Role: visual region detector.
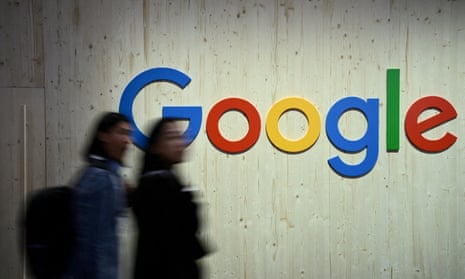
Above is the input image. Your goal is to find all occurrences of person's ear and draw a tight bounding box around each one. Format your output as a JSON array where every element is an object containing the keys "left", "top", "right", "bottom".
[
  {"left": 97, "top": 131, "right": 110, "bottom": 143},
  {"left": 149, "top": 143, "right": 160, "bottom": 154}
]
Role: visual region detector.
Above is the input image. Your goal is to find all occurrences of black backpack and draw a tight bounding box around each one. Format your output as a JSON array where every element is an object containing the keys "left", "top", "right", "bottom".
[
  {"left": 23, "top": 186, "right": 75, "bottom": 279},
  {"left": 22, "top": 159, "right": 113, "bottom": 278}
]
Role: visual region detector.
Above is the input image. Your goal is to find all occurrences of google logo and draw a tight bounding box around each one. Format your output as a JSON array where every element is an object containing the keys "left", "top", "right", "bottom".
[{"left": 119, "top": 67, "right": 457, "bottom": 177}]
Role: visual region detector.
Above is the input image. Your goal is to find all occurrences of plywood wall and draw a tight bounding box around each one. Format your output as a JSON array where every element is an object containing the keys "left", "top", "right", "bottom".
[
  {"left": 0, "top": 0, "right": 46, "bottom": 278},
  {"left": 2, "top": 0, "right": 465, "bottom": 278},
  {"left": 0, "top": 89, "right": 46, "bottom": 279},
  {"left": 0, "top": 0, "right": 43, "bottom": 88}
]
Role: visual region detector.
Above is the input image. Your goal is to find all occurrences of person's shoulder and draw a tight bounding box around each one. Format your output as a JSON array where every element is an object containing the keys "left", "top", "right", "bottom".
[
  {"left": 84, "top": 164, "right": 113, "bottom": 179},
  {"left": 137, "top": 170, "right": 181, "bottom": 193},
  {"left": 139, "top": 170, "right": 173, "bottom": 184},
  {"left": 133, "top": 171, "right": 171, "bottom": 203},
  {"left": 74, "top": 166, "right": 112, "bottom": 192}
]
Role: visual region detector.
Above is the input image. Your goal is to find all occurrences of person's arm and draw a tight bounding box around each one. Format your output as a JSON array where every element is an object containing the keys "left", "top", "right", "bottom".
[{"left": 75, "top": 169, "right": 116, "bottom": 279}]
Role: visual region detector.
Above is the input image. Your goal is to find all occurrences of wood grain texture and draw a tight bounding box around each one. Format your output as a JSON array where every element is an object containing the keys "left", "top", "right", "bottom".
[
  {"left": 1, "top": 0, "right": 464, "bottom": 278},
  {"left": 0, "top": 0, "right": 44, "bottom": 87},
  {"left": 0, "top": 88, "right": 45, "bottom": 279}
]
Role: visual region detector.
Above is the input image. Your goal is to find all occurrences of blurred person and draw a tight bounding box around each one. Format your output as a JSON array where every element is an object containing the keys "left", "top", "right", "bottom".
[
  {"left": 132, "top": 118, "right": 207, "bottom": 279},
  {"left": 66, "top": 112, "right": 132, "bottom": 279}
]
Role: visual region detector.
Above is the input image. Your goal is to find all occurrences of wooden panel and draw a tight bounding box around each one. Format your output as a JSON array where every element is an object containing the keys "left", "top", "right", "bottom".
[
  {"left": 0, "top": 0, "right": 44, "bottom": 87},
  {"left": 40, "top": 0, "right": 465, "bottom": 278},
  {"left": 0, "top": 88, "right": 45, "bottom": 278}
]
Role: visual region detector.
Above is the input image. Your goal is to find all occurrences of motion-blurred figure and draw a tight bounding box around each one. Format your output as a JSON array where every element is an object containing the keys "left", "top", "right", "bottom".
[
  {"left": 67, "top": 112, "right": 131, "bottom": 279},
  {"left": 132, "top": 118, "right": 207, "bottom": 279}
]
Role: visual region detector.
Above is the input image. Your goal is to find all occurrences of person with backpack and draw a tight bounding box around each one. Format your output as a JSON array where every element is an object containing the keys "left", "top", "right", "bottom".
[
  {"left": 66, "top": 112, "right": 132, "bottom": 279},
  {"left": 132, "top": 118, "right": 207, "bottom": 279}
]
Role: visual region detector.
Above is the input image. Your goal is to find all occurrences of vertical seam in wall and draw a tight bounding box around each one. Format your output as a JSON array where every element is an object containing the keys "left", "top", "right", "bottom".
[
  {"left": 38, "top": 0, "right": 48, "bottom": 186},
  {"left": 42, "top": 88, "right": 47, "bottom": 186}
]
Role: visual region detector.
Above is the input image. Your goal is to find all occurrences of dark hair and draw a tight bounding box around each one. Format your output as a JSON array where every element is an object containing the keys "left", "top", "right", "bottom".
[
  {"left": 141, "top": 118, "right": 178, "bottom": 173},
  {"left": 84, "top": 112, "right": 130, "bottom": 161}
]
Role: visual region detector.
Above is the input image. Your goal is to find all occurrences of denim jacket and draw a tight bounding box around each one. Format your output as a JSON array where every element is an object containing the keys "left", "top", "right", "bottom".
[{"left": 67, "top": 156, "right": 126, "bottom": 279}]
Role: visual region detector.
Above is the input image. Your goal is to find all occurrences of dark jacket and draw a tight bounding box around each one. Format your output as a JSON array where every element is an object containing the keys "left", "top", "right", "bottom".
[{"left": 132, "top": 155, "right": 206, "bottom": 279}]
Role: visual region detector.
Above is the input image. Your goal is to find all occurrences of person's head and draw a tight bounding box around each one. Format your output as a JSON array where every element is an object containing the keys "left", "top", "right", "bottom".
[
  {"left": 144, "top": 118, "right": 185, "bottom": 166},
  {"left": 84, "top": 112, "right": 132, "bottom": 163}
]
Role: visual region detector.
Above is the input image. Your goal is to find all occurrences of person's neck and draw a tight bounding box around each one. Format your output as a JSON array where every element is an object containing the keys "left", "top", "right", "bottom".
[{"left": 89, "top": 154, "right": 122, "bottom": 173}]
